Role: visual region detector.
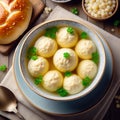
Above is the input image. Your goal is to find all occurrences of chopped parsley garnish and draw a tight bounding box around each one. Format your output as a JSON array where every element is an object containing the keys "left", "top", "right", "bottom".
[
  {"left": 80, "top": 32, "right": 88, "bottom": 39},
  {"left": 63, "top": 52, "right": 70, "bottom": 59},
  {"left": 44, "top": 27, "right": 58, "bottom": 39},
  {"left": 57, "top": 88, "right": 68, "bottom": 97},
  {"left": 27, "top": 47, "right": 37, "bottom": 59},
  {"left": 67, "top": 27, "right": 74, "bottom": 34},
  {"left": 113, "top": 20, "right": 120, "bottom": 27},
  {"left": 34, "top": 76, "right": 43, "bottom": 85},
  {"left": 71, "top": 8, "right": 79, "bottom": 15},
  {"left": 0, "top": 65, "right": 7, "bottom": 72},
  {"left": 92, "top": 51, "right": 99, "bottom": 64},
  {"left": 82, "top": 76, "right": 91, "bottom": 87},
  {"left": 31, "top": 55, "right": 38, "bottom": 60},
  {"left": 64, "top": 71, "right": 72, "bottom": 77}
]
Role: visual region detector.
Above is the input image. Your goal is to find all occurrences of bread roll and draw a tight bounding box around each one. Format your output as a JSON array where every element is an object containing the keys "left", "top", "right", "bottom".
[{"left": 0, "top": 0, "right": 32, "bottom": 44}]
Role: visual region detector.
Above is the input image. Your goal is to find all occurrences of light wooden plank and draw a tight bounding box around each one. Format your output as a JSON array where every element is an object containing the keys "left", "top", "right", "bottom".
[
  {"left": 8, "top": 50, "right": 15, "bottom": 68},
  {"left": 104, "top": 18, "right": 120, "bottom": 38},
  {"left": 46, "top": 0, "right": 57, "bottom": 9},
  {"left": 79, "top": 4, "right": 88, "bottom": 20},
  {"left": 117, "top": 28, "right": 120, "bottom": 38},
  {"left": 0, "top": 54, "right": 8, "bottom": 82},
  {"left": 88, "top": 17, "right": 104, "bottom": 28}
]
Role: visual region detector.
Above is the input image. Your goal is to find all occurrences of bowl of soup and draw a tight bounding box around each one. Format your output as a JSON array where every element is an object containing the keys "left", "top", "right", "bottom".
[{"left": 19, "top": 19, "right": 106, "bottom": 101}]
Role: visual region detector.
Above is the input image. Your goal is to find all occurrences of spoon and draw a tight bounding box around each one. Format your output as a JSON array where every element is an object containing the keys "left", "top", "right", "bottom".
[{"left": 0, "top": 86, "right": 25, "bottom": 120}]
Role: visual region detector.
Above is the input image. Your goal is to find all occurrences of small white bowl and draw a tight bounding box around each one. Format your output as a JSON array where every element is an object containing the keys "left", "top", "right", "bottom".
[
  {"left": 51, "top": 0, "right": 71, "bottom": 3},
  {"left": 19, "top": 19, "right": 106, "bottom": 101}
]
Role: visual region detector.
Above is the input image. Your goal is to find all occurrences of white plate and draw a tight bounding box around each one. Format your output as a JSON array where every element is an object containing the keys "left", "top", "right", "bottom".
[
  {"left": 13, "top": 31, "right": 113, "bottom": 115},
  {"left": 51, "top": 0, "right": 71, "bottom": 3}
]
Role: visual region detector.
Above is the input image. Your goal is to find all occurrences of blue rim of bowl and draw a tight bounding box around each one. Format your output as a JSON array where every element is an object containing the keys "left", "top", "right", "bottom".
[{"left": 18, "top": 19, "right": 106, "bottom": 101}]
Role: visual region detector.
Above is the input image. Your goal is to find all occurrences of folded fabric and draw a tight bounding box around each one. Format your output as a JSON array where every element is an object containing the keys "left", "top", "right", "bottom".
[{"left": 0, "top": 6, "right": 120, "bottom": 120}]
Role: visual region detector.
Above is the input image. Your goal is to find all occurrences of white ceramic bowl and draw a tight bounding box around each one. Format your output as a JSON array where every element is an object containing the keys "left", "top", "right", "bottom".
[
  {"left": 19, "top": 19, "right": 106, "bottom": 101},
  {"left": 51, "top": 0, "right": 71, "bottom": 3}
]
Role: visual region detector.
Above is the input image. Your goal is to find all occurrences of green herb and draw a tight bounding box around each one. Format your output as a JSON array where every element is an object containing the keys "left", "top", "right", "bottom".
[
  {"left": 34, "top": 76, "right": 43, "bottom": 85},
  {"left": 0, "top": 65, "right": 7, "bottom": 71},
  {"left": 80, "top": 32, "right": 88, "bottom": 39},
  {"left": 57, "top": 88, "right": 68, "bottom": 97},
  {"left": 44, "top": 27, "right": 58, "bottom": 39},
  {"left": 64, "top": 71, "right": 72, "bottom": 77},
  {"left": 63, "top": 52, "right": 70, "bottom": 59},
  {"left": 113, "top": 20, "right": 120, "bottom": 27},
  {"left": 67, "top": 27, "right": 74, "bottom": 34},
  {"left": 71, "top": 8, "right": 79, "bottom": 15},
  {"left": 27, "top": 47, "right": 37, "bottom": 59},
  {"left": 82, "top": 76, "right": 91, "bottom": 87},
  {"left": 31, "top": 55, "right": 38, "bottom": 60},
  {"left": 92, "top": 51, "right": 99, "bottom": 64}
]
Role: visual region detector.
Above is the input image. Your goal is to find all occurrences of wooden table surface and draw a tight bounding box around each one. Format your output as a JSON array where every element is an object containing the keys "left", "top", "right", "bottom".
[{"left": 0, "top": 0, "right": 120, "bottom": 120}]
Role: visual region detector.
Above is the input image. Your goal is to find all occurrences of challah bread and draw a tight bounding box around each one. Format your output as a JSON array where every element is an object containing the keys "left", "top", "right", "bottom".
[{"left": 0, "top": 0, "right": 32, "bottom": 44}]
